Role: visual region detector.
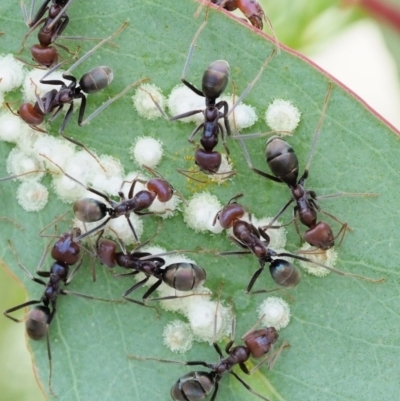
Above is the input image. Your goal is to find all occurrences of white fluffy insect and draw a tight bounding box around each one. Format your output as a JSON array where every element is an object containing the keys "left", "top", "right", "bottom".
[
  {"left": 163, "top": 320, "right": 194, "bottom": 353},
  {"left": 183, "top": 192, "right": 224, "bottom": 234},
  {"left": 298, "top": 244, "right": 338, "bottom": 277},
  {"left": 0, "top": 54, "right": 25, "bottom": 93},
  {"left": 132, "top": 83, "right": 166, "bottom": 120},
  {"left": 0, "top": 112, "right": 32, "bottom": 144},
  {"left": 16, "top": 181, "right": 49, "bottom": 212},
  {"left": 6, "top": 147, "right": 45, "bottom": 182},
  {"left": 130, "top": 136, "right": 164, "bottom": 168},
  {"left": 167, "top": 84, "right": 204, "bottom": 124},
  {"left": 220, "top": 94, "right": 258, "bottom": 130},
  {"left": 265, "top": 99, "right": 301, "bottom": 134},
  {"left": 257, "top": 297, "right": 291, "bottom": 330}
]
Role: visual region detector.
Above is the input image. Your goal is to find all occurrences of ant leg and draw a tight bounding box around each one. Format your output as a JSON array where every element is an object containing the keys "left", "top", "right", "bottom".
[
  {"left": 181, "top": 4, "right": 210, "bottom": 82},
  {"left": 79, "top": 78, "right": 150, "bottom": 127},
  {"left": 278, "top": 251, "right": 384, "bottom": 283},
  {"left": 230, "top": 371, "right": 272, "bottom": 401},
  {"left": 4, "top": 300, "right": 42, "bottom": 323},
  {"left": 65, "top": 21, "right": 129, "bottom": 74},
  {"left": 261, "top": 198, "right": 294, "bottom": 230},
  {"left": 246, "top": 266, "right": 265, "bottom": 294},
  {"left": 170, "top": 110, "right": 204, "bottom": 123},
  {"left": 228, "top": 49, "right": 276, "bottom": 118},
  {"left": 8, "top": 240, "right": 47, "bottom": 285},
  {"left": 0, "top": 216, "right": 24, "bottom": 230},
  {"left": 247, "top": 340, "right": 291, "bottom": 375},
  {"left": 65, "top": 258, "right": 84, "bottom": 284},
  {"left": 74, "top": 217, "right": 111, "bottom": 242},
  {"left": 237, "top": 138, "right": 282, "bottom": 183},
  {"left": 122, "top": 277, "right": 160, "bottom": 315},
  {"left": 61, "top": 289, "right": 123, "bottom": 303},
  {"left": 315, "top": 191, "right": 378, "bottom": 201},
  {"left": 127, "top": 354, "right": 212, "bottom": 369},
  {"left": 299, "top": 82, "right": 333, "bottom": 183}
]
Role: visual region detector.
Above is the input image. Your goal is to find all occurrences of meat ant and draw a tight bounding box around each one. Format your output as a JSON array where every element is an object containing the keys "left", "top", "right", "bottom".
[
  {"left": 9, "top": 22, "right": 148, "bottom": 167},
  {"left": 237, "top": 83, "right": 377, "bottom": 250},
  {"left": 96, "top": 230, "right": 206, "bottom": 313},
  {"left": 128, "top": 302, "right": 288, "bottom": 401},
  {"left": 19, "top": 0, "right": 76, "bottom": 68},
  {"left": 148, "top": 7, "right": 276, "bottom": 182},
  {"left": 43, "top": 155, "right": 184, "bottom": 242},
  {"left": 213, "top": 194, "right": 383, "bottom": 294},
  {"left": 3, "top": 219, "right": 117, "bottom": 394}
]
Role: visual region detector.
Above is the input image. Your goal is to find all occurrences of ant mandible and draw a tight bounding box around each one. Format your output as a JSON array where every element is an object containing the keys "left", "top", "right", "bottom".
[
  {"left": 128, "top": 304, "right": 288, "bottom": 401},
  {"left": 3, "top": 221, "right": 115, "bottom": 394},
  {"left": 19, "top": 0, "right": 75, "bottom": 68},
  {"left": 9, "top": 22, "right": 148, "bottom": 166},
  {"left": 237, "top": 82, "right": 376, "bottom": 250},
  {"left": 96, "top": 231, "right": 206, "bottom": 312},
  {"left": 150, "top": 6, "right": 275, "bottom": 180},
  {"left": 214, "top": 194, "right": 382, "bottom": 294}
]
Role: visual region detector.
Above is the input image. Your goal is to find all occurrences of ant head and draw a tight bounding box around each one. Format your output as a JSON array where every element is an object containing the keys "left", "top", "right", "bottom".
[
  {"left": 243, "top": 327, "right": 278, "bottom": 358},
  {"left": 51, "top": 231, "right": 81, "bottom": 265},
  {"left": 96, "top": 238, "right": 117, "bottom": 268},
  {"left": 202, "top": 60, "right": 229, "bottom": 101},
  {"left": 304, "top": 221, "right": 335, "bottom": 250},
  {"left": 26, "top": 305, "right": 50, "bottom": 341},
  {"left": 195, "top": 149, "right": 221, "bottom": 174},
  {"left": 217, "top": 202, "right": 245, "bottom": 229},
  {"left": 146, "top": 178, "right": 174, "bottom": 202},
  {"left": 18, "top": 102, "right": 44, "bottom": 125},
  {"left": 30, "top": 44, "right": 58, "bottom": 68}
]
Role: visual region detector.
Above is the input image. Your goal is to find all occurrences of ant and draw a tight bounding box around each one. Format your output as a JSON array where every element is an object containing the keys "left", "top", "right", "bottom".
[
  {"left": 237, "top": 83, "right": 376, "bottom": 251},
  {"left": 19, "top": 0, "right": 75, "bottom": 68},
  {"left": 3, "top": 221, "right": 116, "bottom": 394},
  {"left": 211, "top": 0, "right": 266, "bottom": 30},
  {"left": 213, "top": 194, "right": 383, "bottom": 294},
  {"left": 43, "top": 155, "right": 184, "bottom": 242},
  {"left": 96, "top": 230, "right": 206, "bottom": 312},
  {"left": 149, "top": 7, "right": 276, "bottom": 181},
  {"left": 128, "top": 302, "right": 288, "bottom": 401},
  {"left": 9, "top": 22, "right": 148, "bottom": 166}
]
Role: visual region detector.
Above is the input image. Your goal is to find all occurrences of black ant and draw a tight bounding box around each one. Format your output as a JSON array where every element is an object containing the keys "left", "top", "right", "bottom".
[
  {"left": 9, "top": 22, "right": 148, "bottom": 166},
  {"left": 237, "top": 83, "right": 376, "bottom": 251},
  {"left": 149, "top": 7, "right": 275, "bottom": 181},
  {"left": 19, "top": 0, "right": 76, "bottom": 68},
  {"left": 3, "top": 222, "right": 116, "bottom": 394},
  {"left": 43, "top": 156, "right": 184, "bottom": 242},
  {"left": 213, "top": 194, "right": 383, "bottom": 294},
  {"left": 128, "top": 304, "right": 288, "bottom": 401},
  {"left": 95, "top": 231, "right": 206, "bottom": 312}
]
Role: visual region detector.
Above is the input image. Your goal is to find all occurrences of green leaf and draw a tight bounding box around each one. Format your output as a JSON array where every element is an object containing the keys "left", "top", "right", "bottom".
[{"left": 0, "top": 1, "right": 399, "bottom": 401}]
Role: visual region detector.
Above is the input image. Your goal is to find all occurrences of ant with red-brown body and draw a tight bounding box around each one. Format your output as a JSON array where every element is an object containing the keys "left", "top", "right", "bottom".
[
  {"left": 19, "top": 0, "right": 76, "bottom": 68},
  {"left": 3, "top": 220, "right": 116, "bottom": 394},
  {"left": 128, "top": 303, "right": 288, "bottom": 401},
  {"left": 214, "top": 194, "right": 383, "bottom": 294},
  {"left": 237, "top": 83, "right": 376, "bottom": 251}
]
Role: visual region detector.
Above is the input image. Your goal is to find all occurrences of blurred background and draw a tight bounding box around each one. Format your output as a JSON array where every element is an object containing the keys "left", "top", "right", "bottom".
[{"left": 1, "top": 0, "right": 400, "bottom": 400}]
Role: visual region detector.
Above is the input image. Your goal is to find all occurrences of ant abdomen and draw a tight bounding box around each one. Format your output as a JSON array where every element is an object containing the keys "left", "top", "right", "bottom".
[
  {"left": 243, "top": 327, "right": 278, "bottom": 358},
  {"left": 266, "top": 136, "right": 299, "bottom": 186},
  {"left": 26, "top": 306, "right": 50, "bottom": 341},
  {"left": 162, "top": 263, "right": 206, "bottom": 291},
  {"left": 79, "top": 66, "right": 114, "bottom": 94},
  {"left": 73, "top": 198, "right": 109, "bottom": 222},
  {"left": 202, "top": 60, "right": 230, "bottom": 100},
  {"left": 171, "top": 371, "right": 214, "bottom": 401},
  {"left": 270, "top": 259, "right": 301, "bottom": 288}
]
